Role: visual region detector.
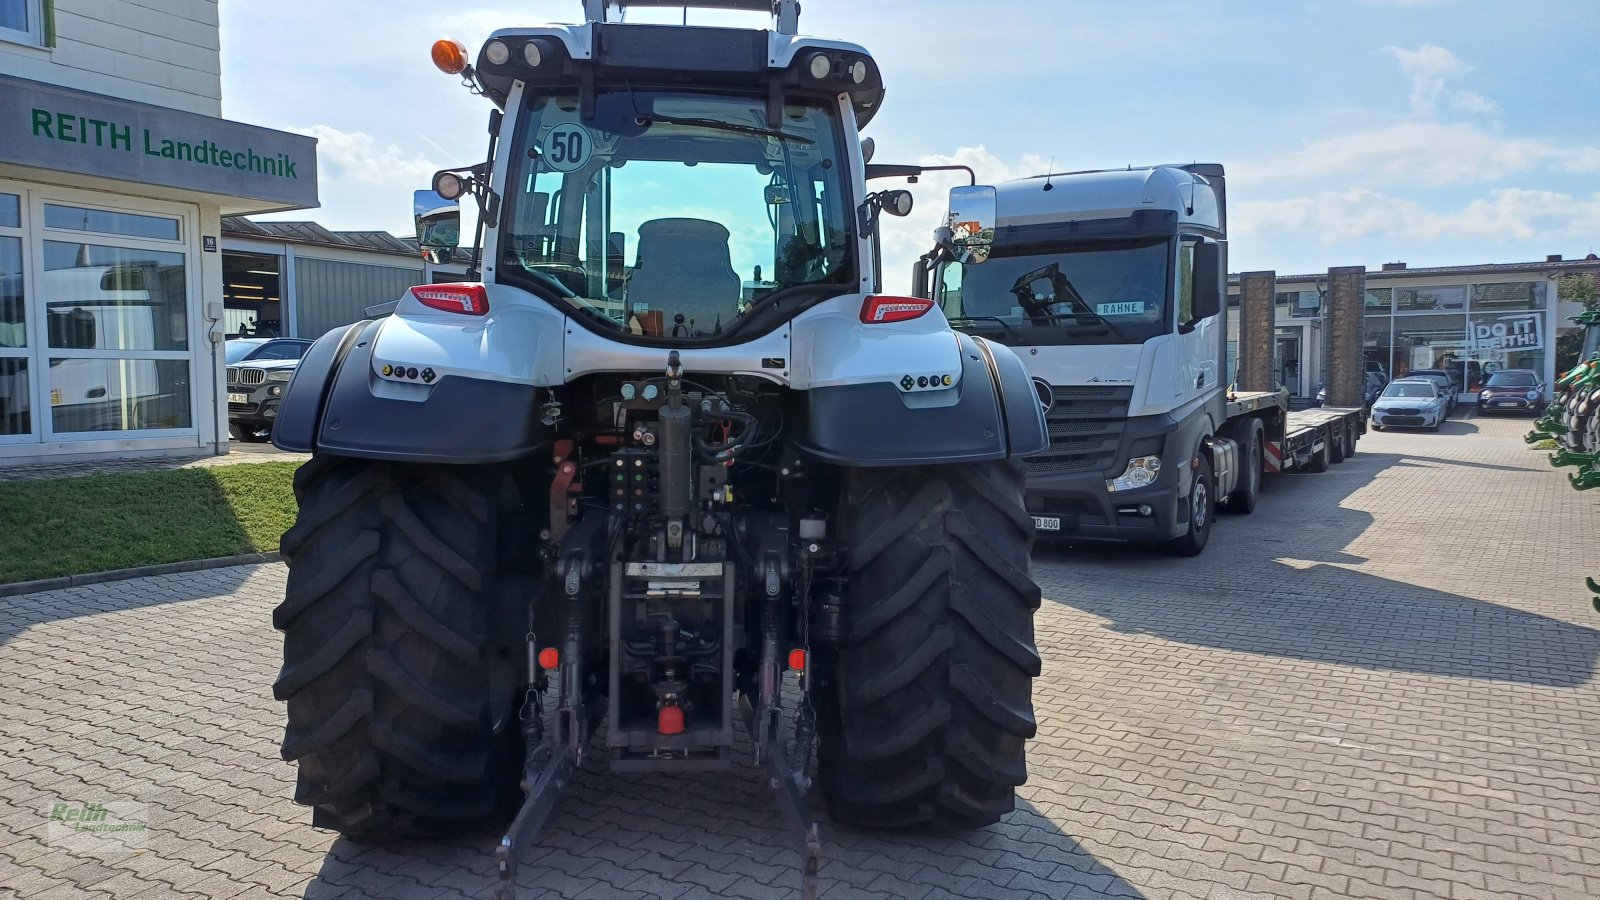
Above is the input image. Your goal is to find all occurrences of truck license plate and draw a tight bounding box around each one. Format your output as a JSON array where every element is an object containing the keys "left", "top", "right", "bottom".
[
  {"left": 228, "top": 392, "right": 249, "bottom": 403},
  {"left": 1032, "top": 516, "right": 1062, "bottom": 532}
]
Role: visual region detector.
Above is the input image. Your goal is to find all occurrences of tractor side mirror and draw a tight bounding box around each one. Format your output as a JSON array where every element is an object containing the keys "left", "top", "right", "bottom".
[
  {"left": 414, "top": 190, "right": 461, "bottom": 266},
  {"left": 943, "top": 185, "right": 996, "bottom": 265}
]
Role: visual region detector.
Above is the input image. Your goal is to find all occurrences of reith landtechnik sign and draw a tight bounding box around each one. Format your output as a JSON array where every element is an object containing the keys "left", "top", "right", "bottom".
[
  {"left": 29, "top": 109, "right": 301, "bottom": 180},
  {"left": 0, "top": 74, "right": 317, "bottom": 211}
]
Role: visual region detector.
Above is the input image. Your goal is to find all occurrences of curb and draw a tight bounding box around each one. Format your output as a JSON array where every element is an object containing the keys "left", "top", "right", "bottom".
[{"left": 0, "top": 552, "right": 282, "bottom": 599}]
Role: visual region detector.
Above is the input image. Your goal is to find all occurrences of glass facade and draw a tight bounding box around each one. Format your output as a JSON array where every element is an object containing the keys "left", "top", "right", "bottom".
[
  {"left": 0, "top": 186, "right": 197, "bottom": 444},
  {"left": 1363, "top": 281, "right": 1549, "bottom": 396}
]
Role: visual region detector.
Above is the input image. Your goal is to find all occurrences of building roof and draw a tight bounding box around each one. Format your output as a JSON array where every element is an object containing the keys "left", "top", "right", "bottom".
[
  {"left": 222, "top": 217, "right": 424, "bottom": 260},
  {"left": 1228, "top": 255, "right": 1600, "bottom": 286}
]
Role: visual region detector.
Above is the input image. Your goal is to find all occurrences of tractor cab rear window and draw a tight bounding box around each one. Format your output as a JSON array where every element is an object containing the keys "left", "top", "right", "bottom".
[{"left": 500, "top": 90, "right": 853, "bottom": 341}]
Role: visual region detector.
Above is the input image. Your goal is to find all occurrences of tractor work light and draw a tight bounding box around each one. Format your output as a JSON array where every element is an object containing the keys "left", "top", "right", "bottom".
[
  {"left": 431, "top": 38, "right": 470, "bottom": 75},
  {"left": 433, "top": 171, "right": 467, "bottom": 200},
  {"left": 523, "top": 40, "right": 543, "bottom": 67},
  {"left": 483, "top": 39, "right": 511, "bottom": 66},
  {"left": 807, "top": 52, "right": 832, "bottom": 80},
  {"left": 850, "top": 59, "right": 868, "bottom": 84}
]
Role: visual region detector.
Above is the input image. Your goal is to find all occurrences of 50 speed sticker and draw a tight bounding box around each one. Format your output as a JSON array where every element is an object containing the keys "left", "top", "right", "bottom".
[{"left": 541, "top": 123, "right": 592, "bottom": 172}]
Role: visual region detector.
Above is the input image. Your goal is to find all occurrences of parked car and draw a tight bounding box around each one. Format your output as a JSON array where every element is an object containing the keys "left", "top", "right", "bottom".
[
  {"left": 1316, "top": 371, "right": 1386, "bottom": 408},
  {"left": 226, "top": 346, "right": 307, "bottom": 442},
  {"left": 225, "top": 337, "right": 312, "bottom": 365},
  {"left": 1403, "top": 368, "right": 1459, "bottom": 411},
  {"left": 1371, "top": 378, "right": 1449, "bottom": 432},
  {"left": 1476, "top": 368, "right": 1545, "bottom": 416}
]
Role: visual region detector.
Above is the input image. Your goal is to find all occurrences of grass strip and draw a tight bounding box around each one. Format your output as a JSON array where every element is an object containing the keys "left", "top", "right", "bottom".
[{"left": 0, "top": 461, "right": 301, "bottom": 584}]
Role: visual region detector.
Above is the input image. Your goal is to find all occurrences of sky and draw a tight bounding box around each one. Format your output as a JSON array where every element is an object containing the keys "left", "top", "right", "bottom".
[{"left": 220, "top": 0, "right": 1600, "bottom": 290}]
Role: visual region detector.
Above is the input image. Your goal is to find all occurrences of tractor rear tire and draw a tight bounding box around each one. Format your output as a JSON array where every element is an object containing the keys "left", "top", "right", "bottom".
[
  {"left": 821, "top": 461, "right": 1041, "bottom": 830},
  {"left": 273, "top": 455, "right": 527, "bottom": 840}
]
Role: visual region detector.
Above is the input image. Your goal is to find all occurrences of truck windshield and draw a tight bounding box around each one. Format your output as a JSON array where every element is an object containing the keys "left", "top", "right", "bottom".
[
  {"left": 936, "top": 238, "right": 1172, "bottom": 346},
  {"left": 499, "top": 90, "right": 853, "bottom": 341}
]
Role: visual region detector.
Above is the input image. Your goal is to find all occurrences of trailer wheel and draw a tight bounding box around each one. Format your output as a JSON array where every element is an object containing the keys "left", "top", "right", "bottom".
[
  {"left": 821, "top": 461, "right": 1041, "bottom": 830},
  {"left": 1226, "top": 420, "right": 1263, "bottom": 515},
  {"left": 1306, "top": 435, "right": 1330, "bottom": 473},
  {"left": 1329, "top": 424, "right": 1347, "bottom": 464},
  {"left": 273, "top": 456, "right": 528, "bottom": 840},
  {"left": 1164, "top": 454, "right": 1214, "bottom": 557},
  {"left": 1343, "top": 421, "right": 1358, "bottom": 459}
]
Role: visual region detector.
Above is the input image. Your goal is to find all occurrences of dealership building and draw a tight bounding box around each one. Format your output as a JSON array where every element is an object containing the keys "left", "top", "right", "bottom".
[
  {"left": 0, "top": 0, "right": 318, "bottom": 463},
  {"left": 1227, "top": 256, "right": 1600, "bottom": 402}
]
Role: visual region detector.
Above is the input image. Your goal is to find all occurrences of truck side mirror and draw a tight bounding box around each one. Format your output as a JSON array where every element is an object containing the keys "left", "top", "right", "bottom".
[
  {"left": 414, "top": 190, "right": 462, "bottom": 266},
  {"left": 943, "top": 185, "right": 996, "bottom": 265},
  {"left": 910, "top": 257, "right": 930, "bottom": 299},
  {"left": 1192, "top": 241, "right": 1222, "bottom": 320}
]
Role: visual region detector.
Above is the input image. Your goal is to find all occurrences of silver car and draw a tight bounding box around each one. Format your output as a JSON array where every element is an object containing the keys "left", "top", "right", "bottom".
[{"left": 1371, "top": 378, "right": 1448, "bottom": 432}]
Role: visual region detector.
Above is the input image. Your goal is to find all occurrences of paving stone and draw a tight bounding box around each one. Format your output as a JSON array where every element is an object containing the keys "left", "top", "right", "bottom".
[{"left": 2, "top": 416, "right": 1597, "bottom": 899}]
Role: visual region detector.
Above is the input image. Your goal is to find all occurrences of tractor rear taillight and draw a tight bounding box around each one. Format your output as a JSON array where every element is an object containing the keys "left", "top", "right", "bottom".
[
  {"left": 412, "top": 283, "right": 489, "bottom": 316},
  {"left": 860, "top": 295, "right": 934, "bottom": 324}
]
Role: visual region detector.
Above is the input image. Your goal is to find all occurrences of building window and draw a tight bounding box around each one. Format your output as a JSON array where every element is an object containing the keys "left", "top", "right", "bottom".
[
  {"left": 1471, "top": 281, "right": 1547, "bottom": 311},
  {"left": 44, "top": 204, "right": 181, "bottom": 242},
  {"left": 222, "top": 251, "right": 282, "bottom": 337},
  {"left": 1278, "top": 289, "right": 1321, "bottom": 319},
  {"left": 1395, "top": 314, "right": 1468, "bottom": 395},
  {"left": 1365, "top": 287, "right": 1392, "bottom": 312},
  {"left": 1396, "top": 285, "right": 1466, "bottom": 313},
  {"left": 1363, "top": 315, "right": 1394, "bottom": 383},
  {"left": 0, "top": 0, "right": 43, "bottom": 47},
  {"left": 0, "top": 193, "right": 25, "bottom": 437}
]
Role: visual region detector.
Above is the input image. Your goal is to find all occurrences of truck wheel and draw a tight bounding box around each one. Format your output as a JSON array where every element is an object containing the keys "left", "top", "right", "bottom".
[
  {"left": 1329, "top": 424, "right": 1347, "bottom": 464},
  {"left": 273, "top": 455, "right": 526, "bottom": 840},
  {"left": 1343, "top": 421, "right": 1357, "bottom": 459},
  {"left": 1226, "top": 421, "right": 1262, "bottom": 515},
  {"left": 821, "top": 461, "right": 1041, "bottom": 830},
  {"left": 1164, "top": 454, "right": 1214, "bottom": 557}
]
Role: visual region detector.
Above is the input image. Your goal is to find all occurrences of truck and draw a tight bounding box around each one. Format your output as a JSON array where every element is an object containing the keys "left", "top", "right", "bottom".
[
  {"left": 268, "top": 3, "right": 1048, "bottom": 897},
  {"left": 913, "top": 164, "right": 1365, "bottom": 555}
]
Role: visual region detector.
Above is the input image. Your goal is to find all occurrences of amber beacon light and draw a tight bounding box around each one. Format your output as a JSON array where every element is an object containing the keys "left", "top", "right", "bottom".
[{"left": 431, "top": 38, "right": 470, "bottom": 75}]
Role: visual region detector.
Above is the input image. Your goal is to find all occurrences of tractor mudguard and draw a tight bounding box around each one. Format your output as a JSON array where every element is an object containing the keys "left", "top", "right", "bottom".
[
  {"left": 799, "top": 333, "right": 1047, "bottom": 466},
  {"left": 271, "top": 321, "right": 367, "bottom": 453},
  {"left": 272, "top": 318, "right": 552, "bottom": 464}
]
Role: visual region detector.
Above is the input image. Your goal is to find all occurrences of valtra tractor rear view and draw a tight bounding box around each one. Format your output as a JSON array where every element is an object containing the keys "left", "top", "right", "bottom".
[{"left": 268, "top": 2, "right": 1048, "bottom": 896}]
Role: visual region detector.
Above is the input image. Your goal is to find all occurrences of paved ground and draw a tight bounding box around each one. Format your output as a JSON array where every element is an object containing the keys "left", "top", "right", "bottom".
[{"left": 2, "top": 412, "right": 1598, "bottom": 900}]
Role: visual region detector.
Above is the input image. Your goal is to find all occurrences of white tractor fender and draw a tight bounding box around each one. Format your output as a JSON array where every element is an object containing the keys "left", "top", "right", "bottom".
[
  {"left": 786, "top": 294, "right": 964, "bottom": 394},
  {"left": 369, "top": 283, "right": 568, "bottom": 391}
]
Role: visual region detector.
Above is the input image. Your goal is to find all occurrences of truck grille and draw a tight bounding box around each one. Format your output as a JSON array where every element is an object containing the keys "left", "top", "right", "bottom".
[
  {"left": 238, "top": 368, "right": 266, "bottom": 385},
  {"left": 1024, "top": 385, "right": 1133, "bottom": 478}
]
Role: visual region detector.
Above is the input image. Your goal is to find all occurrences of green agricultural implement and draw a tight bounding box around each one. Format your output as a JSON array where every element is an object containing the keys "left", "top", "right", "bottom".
[{"left": 1537, "top": 309, "right": 1600, "bottom": 608}]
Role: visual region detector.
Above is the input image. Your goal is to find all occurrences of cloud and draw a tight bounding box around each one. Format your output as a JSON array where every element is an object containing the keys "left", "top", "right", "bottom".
[
  {"left": 1449, "top": 91, "right": 1500, "bottom": 115},
  {"left": 1384, "top": 44, "right": 1468, "bottom": 114},
  {"left": 1241, "top": 122, "right": 1600, "bottom": 186},
  {"left": 875, "top": 146, "right": 1052, "bottom": 293},
  {"left": 256, "top": 125, "right": 444, "bottom": 231},
  {"left": 1234, "top": 187, "right": 1600, "bottom": 244},
  {"left": 289, "top": 125, "right": 440, "bottom": 187}
]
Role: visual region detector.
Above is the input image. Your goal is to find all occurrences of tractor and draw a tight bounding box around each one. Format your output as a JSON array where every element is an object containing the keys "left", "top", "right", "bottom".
[{"left": 270, "top": 2, "right": 1047, "bottom": 896}]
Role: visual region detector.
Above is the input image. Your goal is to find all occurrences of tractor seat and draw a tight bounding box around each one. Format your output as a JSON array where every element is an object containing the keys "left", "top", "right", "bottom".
[{"left": 628, "top": 218, "right": 741, "bottom": 337}]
